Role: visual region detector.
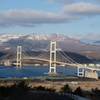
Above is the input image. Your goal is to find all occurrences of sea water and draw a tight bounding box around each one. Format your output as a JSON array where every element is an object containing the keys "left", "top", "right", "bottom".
[
  {"left": 0, "top": 66, "right": 77, "bottom": 77},
  {"left": 0, "top": 66, "right": 100, "bottom": 78}
]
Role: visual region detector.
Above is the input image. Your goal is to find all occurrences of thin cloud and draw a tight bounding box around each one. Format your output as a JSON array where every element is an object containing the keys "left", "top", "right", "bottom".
[
  {"left": 0, "top": 9, "right": 80, "bottom": 28},
  {"left": 45, "top": 0, "right": 55, "bottom": 4},
  {"left": 45, "top": 0, "right": 100, "bottom": 4},
  {"left": 89, "top": 0, "right": 100, "bottom": 1},
  {"left": 60, "top": 0, "right": 76, "bottom": 3},
  {"left": 61, "top": 2, "right": 100, "bottom": 15},
  {"left": 71, "top": 32, "right": 100, "bottom": 43},
  {"left": 90, "top": 23, "right": 100, "bottom": 27},
  {"left": 45, "top": 0, "right": 76, "bottom": 4}
]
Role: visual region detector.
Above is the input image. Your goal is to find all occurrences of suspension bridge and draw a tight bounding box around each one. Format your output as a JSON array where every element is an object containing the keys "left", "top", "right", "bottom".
[{"left": 2, "top": 41, "right": 100, "bottom": 79}]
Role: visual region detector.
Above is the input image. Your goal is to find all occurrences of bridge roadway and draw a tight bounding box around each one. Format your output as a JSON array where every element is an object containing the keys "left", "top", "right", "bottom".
[{"left": 10, "top": 57, "right": 100, "bottom": 71}]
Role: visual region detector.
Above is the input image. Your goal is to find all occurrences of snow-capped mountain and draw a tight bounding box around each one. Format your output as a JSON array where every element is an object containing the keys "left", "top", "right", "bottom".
[
  {"left": 90, "top": 41, "right": 100, "bottom": 46},
  {"left": 0, "top": 33, "right": 80, "bottom": 44},
  {"left": 0, "top": 33, "right": 24, "bottom": 44},
  {"left": 26, "top": 33, "right": 77, "bottom": 42},
  {"left": 0, "top": 33, "right": 100, "bottom": 51}
]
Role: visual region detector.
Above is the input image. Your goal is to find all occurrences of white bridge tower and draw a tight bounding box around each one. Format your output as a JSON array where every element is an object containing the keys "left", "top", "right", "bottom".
[
  {"left": 4, "top": 60, "right": 11, "bottom": 66},
  {"left": 77, "top": 67, "right": 84, "bottom": 77},
  {"left": 16, "top": 46, "right": 22, "bottom": 67},
  {"left": 49, "top": 41, "right": 57, "bottom": 74}
]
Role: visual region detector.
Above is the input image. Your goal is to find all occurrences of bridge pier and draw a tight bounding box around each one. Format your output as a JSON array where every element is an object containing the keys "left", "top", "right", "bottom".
[{"left": 85, "top": 70, "right": 98, "bottom": 79}]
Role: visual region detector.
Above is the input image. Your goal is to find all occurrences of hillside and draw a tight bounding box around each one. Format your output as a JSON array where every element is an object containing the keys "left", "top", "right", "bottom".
[
  {"left": 0, "top": 51, "right": 93, "bottom": 64},
  {"left": 0, "top": 33, "right": 100, "bottom": 52}
]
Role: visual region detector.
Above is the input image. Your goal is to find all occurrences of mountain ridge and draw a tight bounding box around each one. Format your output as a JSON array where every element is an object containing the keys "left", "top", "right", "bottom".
[{"left": 0, "top": 33, "right": 100, "bottom": 52}]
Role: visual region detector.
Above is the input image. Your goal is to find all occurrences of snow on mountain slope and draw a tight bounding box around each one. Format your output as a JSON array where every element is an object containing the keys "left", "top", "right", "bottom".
[
  {"left": 1, "top": 33, "right": 100, "bottom": 52},
  {"left": 0, "top": 33, "right": 81, "bottom": 43},
  {"left": 25, "top": 33, "right": 81, "bottom": 43},
  {"left": 0, "top": 33, "right": 24, "bottom": 44}
]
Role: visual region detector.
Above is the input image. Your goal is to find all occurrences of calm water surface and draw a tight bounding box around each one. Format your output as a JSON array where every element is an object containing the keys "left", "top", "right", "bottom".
[
  {"left": 0, "top": 66, "right": 77, "bottom": 77},
  {"left": 0, "top": 66, "right": 100, "bottom": 77}
]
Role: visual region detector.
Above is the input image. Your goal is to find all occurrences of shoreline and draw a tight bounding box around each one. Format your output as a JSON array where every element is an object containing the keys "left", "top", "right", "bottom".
[{"left": 0, "top": 78, "right": 99, "bottom": 92}]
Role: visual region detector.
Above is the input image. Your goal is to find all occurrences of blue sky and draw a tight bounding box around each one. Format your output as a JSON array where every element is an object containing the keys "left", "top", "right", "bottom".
[{"left": 0, "top": 0, "right": 100, "bottom": 42}]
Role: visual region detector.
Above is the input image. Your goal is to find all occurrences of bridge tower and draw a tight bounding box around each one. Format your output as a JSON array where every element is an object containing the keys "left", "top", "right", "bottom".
[
  {"left": 4, "top": 60, "right": 11, "bottom": 66},
  {"left": 49, "top": 41, "right": 57, "bottom": 74},
  {"left": 16, "top": 46, "right": 22, "bottom": 67},
  {"left": 77, "top": 67, "right": 84, "bottom": 77}
]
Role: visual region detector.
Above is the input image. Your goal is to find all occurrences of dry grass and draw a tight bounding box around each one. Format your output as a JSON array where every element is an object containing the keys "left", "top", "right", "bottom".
[{"left": 1, "top": 79, "right": 100, "bottom": 92}]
